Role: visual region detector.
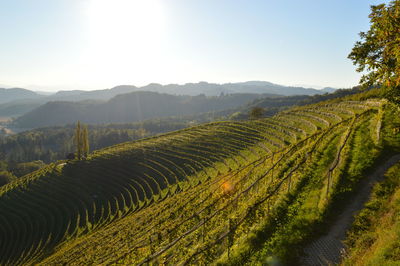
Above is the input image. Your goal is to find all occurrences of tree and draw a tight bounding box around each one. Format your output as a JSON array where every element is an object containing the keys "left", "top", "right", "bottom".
[
  {"left": 0, "top": 171, "right": 16, "bottom": 187},
  {"left": 74, "top": 121, "right": 90, "bottom": 160},
  {"left": 75, "top": 121, "right": 82, "bottom": 160},
  {"left": 348, "top": 0, "right": 400, "bottom": 102},
  {"left": 249, "top": 107, "right": 264, "bottom": 119},
  {"left": 82, "top": 125, "right": 89, "bottom": 158}
]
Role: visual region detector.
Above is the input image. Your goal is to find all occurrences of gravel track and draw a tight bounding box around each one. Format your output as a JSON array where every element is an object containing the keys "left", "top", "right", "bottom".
[{"left": 301, "top": 154, "right": 400, "bottom": 266}]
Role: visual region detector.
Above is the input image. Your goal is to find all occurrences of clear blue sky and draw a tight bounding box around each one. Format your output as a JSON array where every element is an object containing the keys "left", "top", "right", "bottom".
[{"left": 0, "top": 0, "right": 390, "bottom": 91}]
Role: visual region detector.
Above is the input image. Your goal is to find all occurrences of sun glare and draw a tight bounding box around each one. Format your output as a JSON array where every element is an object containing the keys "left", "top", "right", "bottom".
[
  {"left": 222, "top": 181, "right": 234, "bottom": 194},
  {"left": 82, "top": 0, "right": 167, "bottom": 85}
]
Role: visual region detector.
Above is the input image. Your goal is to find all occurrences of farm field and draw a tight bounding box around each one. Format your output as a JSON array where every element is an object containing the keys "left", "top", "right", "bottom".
[{"left": 0, "top": 97, "right": 399, "bottom": 265}]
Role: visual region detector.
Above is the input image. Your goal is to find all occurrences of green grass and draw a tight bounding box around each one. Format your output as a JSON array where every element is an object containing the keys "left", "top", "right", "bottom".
[{"left": 342, "top": 162, "right": 400, "bottom": 266}]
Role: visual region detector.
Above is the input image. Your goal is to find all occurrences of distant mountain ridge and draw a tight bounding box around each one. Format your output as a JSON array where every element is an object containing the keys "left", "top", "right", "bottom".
[
  {"left": 0, "top": 81, "right": 338, "bottom": 118},
  {"left": 0, "top": 86, "right": 141, "bottom": 117},
  {"left": 135, "top": 81, "right": 336, "bottom": 96},
  {"left": 1, "top": 81, "right": 336, "bottom": 104},
  {"left": 47, "top": 85, "right": 140, "bottom": 101},
  {"left": 320, "top": 87, "right": 337, "bottom": 93},
  {"left": 0, "top": 88, "right": 43, "bottom": 104}
]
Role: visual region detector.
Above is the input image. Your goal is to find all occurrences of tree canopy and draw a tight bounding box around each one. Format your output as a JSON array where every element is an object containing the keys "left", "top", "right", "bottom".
[
  {"left": 249, "top": 107, "right": 264, "bottom": 119},
  {"left": 349, "top": 0, "right": 400, "bottom": 100},
  {"left": 75, "top": 121, "right": 89, "bottom": 160}
]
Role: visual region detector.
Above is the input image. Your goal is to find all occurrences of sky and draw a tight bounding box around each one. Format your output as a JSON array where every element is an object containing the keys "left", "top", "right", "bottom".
[{"left": 0, "top": 0, "right": 391, "bottom": 91}]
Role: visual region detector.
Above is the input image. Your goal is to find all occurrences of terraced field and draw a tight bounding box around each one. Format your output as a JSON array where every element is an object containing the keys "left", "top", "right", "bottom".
[{"left": 0, "top": 99, "right": 398, "bottom": 265}]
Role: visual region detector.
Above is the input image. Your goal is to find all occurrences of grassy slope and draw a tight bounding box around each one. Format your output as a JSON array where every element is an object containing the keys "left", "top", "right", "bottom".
[
  {"left": 342, "top": 103, "right": 400, "bottom": 266},
  {"left": 342, "top": 163, "right": 400, "bottom": 266},
  {"left": 37, "top": 100, "right": 387, "bottom": 265}
]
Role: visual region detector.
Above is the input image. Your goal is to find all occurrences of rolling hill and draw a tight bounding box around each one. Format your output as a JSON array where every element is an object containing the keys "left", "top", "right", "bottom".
[
  {"left": 0, "top": 86, "right": 140, "bottom": 118},
  {"left": 12, "top": 91, "right": 278, "bottom": 128},
  {"left": 0, "top": 88, "right": 43, "bottom": 104},
  {"left": 0, "top": 92, "right": 398, "bottom": 265}
]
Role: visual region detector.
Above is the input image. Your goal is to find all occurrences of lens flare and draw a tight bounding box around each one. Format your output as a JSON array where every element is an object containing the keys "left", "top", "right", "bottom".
[{"left": 221, "top": 181, "right": 234, "bottom": 194}]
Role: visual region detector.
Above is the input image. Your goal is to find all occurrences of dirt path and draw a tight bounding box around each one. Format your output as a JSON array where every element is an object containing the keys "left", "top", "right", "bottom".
[{"left": 301, "top": 154, "right": 400, "bottom": 266}]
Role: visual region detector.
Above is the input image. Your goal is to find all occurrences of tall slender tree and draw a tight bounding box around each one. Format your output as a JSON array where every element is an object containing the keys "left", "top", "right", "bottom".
[
  {"left": 74, "top": 122, "right": 90, "bottom": 160},
  {"left": 75, "top": 121, "right": 82, "bottom": 160},
  {"left": 249, "top": 107, "right": 264, "bottom": 120},
  {"left": 82, "top": 125, "right": 89, "bottom": 158}
]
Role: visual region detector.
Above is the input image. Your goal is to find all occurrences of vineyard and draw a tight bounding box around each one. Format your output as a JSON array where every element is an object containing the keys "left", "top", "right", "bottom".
[{"left": 0, "top": 98, "right": 399, "bottom": 265}]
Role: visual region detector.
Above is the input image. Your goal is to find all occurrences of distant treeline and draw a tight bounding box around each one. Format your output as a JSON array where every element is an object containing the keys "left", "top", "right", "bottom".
[
  {"left": 13, "top": 91, "right": 276, "bottom": 128},
  {"left": 0, "top": 119, "right": 191, "bottom": 164},
  {"left": 247, "top": 87, "right": 363, "bottom": 110},
  {"left": 231, "top": 87, "right": 364, "bottom": 120}
]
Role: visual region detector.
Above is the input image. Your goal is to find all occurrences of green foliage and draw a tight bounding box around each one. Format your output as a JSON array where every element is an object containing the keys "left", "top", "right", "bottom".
[
  {"left": 82, "top": 125, "right": 89, "bottom": 158},
  {"left": 0, "top": 160, "right": 7, "bottom": 171},
  {"left": 349, "top": 1, "right": 400, "bottom": 97},
  {"left": 249, "top": 107, "right": 264, "bottom": 119},
  {"left": 8, "top": 160, "right": 46, "bottom": 177},
  {"left": 0, "top": 171, "right": 16, "bottom": 186},
  {"left": 75, "top": 121, "right": 81, "bottom": 160},
  {"left": 240, "top": 86, "right": 366, "bottom": 120},
  {"left": 74, "top": 121, "right": 90, "bottom": 160},
  {"left": 0, "top": 119, "right": 189, "bottom": 163}
]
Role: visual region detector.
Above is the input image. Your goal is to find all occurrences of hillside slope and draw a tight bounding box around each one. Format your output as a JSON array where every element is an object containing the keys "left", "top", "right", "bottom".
[
  {"left": 13, "top": 91, "right": 277, "bottom": 128},
  {"left": 342, "top": 162, "right": 400, "bottom": 265},
  {"left": 301, "top": 154, "right": 400, "bottom": 265},
  {"left": 1, "top": 98, "right": 397, "bottom": 265},
  {"left": 0, "top": 88, "right": 43, "bottom": 104}
]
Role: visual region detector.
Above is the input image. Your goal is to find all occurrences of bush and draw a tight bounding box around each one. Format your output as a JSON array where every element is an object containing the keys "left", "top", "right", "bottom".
[{"left": 0, "top": 171, "right": 16, "bottom": 186}]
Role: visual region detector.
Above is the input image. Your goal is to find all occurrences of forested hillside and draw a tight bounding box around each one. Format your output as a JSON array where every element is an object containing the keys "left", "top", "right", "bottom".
[
  {"left": 1, "top": 93, "right": 398, "bottom": 264},
  {"left": 12, "top": 91, "right": 277, "bottom": 128},
  {"left": 0, "top": 119, "right": 190, "bottom": 163}
]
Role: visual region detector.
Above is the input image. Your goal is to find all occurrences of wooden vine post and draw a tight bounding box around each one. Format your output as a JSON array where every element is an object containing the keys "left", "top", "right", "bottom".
[
  {"left": 271, "top": 151, "right": 275, "bottom": 181},
  {"left": 202, "top": 217, "right": 206, "bottom": 243},
  {"left": 149, "top": 235, "right": 154, "bottom": 254},
  {"left": 287, "top": 172, "right": 292, "bottom": 193},
  {"left": 227, "top": 218, "right": 235, "bottom": 259},
  {"left": 326, "top": 169, "right": 332, "bottom": 198}
]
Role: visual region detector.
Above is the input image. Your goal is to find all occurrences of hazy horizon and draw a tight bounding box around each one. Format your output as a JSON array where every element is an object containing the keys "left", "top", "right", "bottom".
[
  {"left": 0, "top": 80, "right": 338, "bottom": 93},
  {"left": 1, "top": 0, "right": 389, "bottom": 91}
]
